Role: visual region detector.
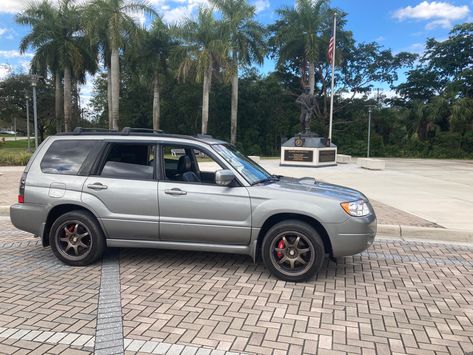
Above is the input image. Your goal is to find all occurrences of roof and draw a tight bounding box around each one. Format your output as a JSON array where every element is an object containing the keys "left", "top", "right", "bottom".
[{"left": 55, "top": 127, "right": 227, "bottom": 145}]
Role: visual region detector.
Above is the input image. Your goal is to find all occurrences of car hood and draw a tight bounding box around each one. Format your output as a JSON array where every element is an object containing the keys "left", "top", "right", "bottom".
[{"left": 263, "top": 176, "right": 367, "bottom": 202}]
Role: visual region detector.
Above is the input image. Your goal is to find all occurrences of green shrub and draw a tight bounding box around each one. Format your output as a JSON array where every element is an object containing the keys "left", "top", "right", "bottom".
[
  {"left": 430, "top": 132, "right": 464, "bottom": 158},
  {"left": 461, "top": 131, "right": 473, "bottom": 154},
  {"left": 0, "top": 151, "right": 32, "bottom": 166}
]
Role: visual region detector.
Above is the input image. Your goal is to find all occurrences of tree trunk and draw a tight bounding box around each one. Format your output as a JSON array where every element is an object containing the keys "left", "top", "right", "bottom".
[
  {"left": 230, "top": 51, "right": 238, "bottom": 145},
  {"left": 54, "top": 70, "right": 62, "bottom": 133},
  {"left": 107, "top": 65, "right": 113, "bottom": 130},
  {"left": 152, "top": 71, "right": 160, "bottom": 131},
  {"left": 63, "top": 66, "right": 72, "bottom": 132},
  {"left": 201, "top": 62, "right": 212, "bottom": 134},
  {"left": 309, "top": 61, "right": 315, "bottom": 95},
  {"left": 111, "top": 47, "right": 120, "bottom": 130}
]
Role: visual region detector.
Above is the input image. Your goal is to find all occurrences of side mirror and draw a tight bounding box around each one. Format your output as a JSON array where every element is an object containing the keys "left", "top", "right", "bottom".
[{"left": 215, "top": 169, "right": 235, "bottom": 186}]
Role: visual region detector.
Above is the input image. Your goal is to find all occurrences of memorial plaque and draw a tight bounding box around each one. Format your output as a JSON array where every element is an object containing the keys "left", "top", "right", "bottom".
[
  {"left": 284, "top": 150, "right": 313, "bottom": 162},
  {"left": 319, "top": 149, "right": 336, "bottom": 163}
]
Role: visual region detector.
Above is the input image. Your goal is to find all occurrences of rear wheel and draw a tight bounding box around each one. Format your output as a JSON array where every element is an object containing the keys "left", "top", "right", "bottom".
[
  {"left": 50, "top": 210, "right": 105, "bottom": 266},
  {"left": 262, "top": 220, "right": 325, "bottom": 282}
]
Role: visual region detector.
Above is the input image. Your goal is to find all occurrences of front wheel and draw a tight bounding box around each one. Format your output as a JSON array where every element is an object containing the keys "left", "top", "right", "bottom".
[
  {"left": 50, "top": 210, "right": 105, "bottom": 266},
  {"left": 262, "top": 220, "right": 325, "bottom": 282}
]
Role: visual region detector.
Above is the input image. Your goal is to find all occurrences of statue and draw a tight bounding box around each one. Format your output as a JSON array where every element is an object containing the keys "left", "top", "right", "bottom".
[{"left": 296, "top": 89, "right": 315, "bottom": 134}]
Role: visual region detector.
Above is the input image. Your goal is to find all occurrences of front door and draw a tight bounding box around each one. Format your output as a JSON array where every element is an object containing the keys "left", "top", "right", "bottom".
[
  {"left": 82, "top": 142, "right": 159, "bottom": 240},
  {"left": 158, "top": 144, "right": 252, "bottom": 245}
]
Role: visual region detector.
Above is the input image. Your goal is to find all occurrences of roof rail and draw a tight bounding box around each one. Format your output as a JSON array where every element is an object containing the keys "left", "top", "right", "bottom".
[
  {"left": 121, "top": 127, "right": 164, "bottom": 135},
  {"left": 194, "top": 133, "right": 213, "bottom": 139},
  {"left": 72, "top": 127, "right": 116, "bottom": 135}
]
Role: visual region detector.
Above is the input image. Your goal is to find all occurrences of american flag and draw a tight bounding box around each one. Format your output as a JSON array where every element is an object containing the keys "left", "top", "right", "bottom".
[{"left": 327, "top": 36, "right": 335, "bottom": 63}]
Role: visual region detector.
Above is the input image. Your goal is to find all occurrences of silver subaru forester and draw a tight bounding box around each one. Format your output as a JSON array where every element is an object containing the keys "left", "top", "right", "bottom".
[{"left": 10, "top": 128, "right": 376, "bottom": 282}]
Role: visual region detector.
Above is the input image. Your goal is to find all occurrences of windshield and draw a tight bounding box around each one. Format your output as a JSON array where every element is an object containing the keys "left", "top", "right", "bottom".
[{"left": 213, "top": 144, "right": 272, "bottom": 185}]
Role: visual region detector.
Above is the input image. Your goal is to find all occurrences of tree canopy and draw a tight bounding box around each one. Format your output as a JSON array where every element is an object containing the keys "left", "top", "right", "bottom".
[{"left": 3, "top": 0, "right": 472, "bottom": 159}]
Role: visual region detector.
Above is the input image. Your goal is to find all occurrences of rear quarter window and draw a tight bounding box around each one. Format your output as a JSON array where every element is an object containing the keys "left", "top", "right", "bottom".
[{"left": 40, "top": 140, "right": 98, "bottom": 175}]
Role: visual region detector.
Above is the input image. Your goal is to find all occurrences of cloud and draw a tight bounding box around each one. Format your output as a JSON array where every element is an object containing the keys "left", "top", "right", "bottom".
[
  {"left": 0, "top": 0, "right": 27, "bottom": 13},
  {"left": 393, "top": 1, "right": 470, "bottom": 29},
  {"left": 425, "top": 18, "right": 451, "bottom": 29},
  {"left": 1, "top": 0, "right": 210, "bottom": 25},
  {"left": 0, "top": 64, "right": 13, "bottom": 80},
  {"left": 406, "top": 42, "right": 425, "bottom": 54},
  {"left": 0, "top": 50, "right": 34, "bottom": 59},
  {"left": 0, "top": 28, "right": 16, "bottom": 40},
  {"left": 162, "top": 6, "right": 193, "bottom": 24},
  {"left": 253, "top": 0, "right": 270, "bottom": 14},
  {"left": 153, "top": 0, "right": 210, "bottom": 24}
]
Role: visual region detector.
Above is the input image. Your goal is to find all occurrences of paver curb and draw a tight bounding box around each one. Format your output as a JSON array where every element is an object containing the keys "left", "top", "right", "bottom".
[{"left": 378, "top": 223, "right": 473, "bottom": 243}]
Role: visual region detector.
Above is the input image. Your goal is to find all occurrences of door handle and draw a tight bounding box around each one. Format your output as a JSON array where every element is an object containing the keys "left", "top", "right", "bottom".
[
  {"left": 165, "top": 188, "right": 187, "bottom": 196},
  {"left": 87, "top": 183, "right": 108, "bottom": 191}
]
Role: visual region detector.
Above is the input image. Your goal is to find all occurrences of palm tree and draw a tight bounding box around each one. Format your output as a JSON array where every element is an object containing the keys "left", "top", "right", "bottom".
[
  {"left": 270, "top": 0, "right": 329, "bottom": 95},
  {"left": 17, "top": 0, "right": 94, "bottom": 132},
  {"left": 174, "top": 8, "right": 228, "bottom": 134},
  {"left": 211, "top": 0, "right": 265, "bottom": 144},
  {"left": 84, "top": 0, "right": 156, "bottom": 130},
  {"left": 138, "top": 18, "right": 173, "bottom": 130}
]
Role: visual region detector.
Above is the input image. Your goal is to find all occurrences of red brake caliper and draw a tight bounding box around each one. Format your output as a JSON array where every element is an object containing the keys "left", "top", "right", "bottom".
[{"left": 277, "top": 239, "right": 285, "bottom": 258}]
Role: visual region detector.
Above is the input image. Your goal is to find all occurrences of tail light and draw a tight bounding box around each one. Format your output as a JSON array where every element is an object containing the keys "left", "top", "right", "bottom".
[{"left": 18, "top": 172, "right": 27, "bottom": 204}]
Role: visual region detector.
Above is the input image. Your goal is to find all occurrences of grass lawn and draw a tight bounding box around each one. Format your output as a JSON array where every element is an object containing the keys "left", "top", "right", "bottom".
[{"left": 0, "top": 139, "right": 34, "bottom": 166}]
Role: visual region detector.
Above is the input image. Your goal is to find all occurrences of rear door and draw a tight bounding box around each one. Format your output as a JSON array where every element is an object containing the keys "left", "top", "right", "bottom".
[
  {"left": 81, "top": 141, "right": 159, "bottom": 240},
  {"left": 158, "top": 144, "right": 252, "bottom": 245}
]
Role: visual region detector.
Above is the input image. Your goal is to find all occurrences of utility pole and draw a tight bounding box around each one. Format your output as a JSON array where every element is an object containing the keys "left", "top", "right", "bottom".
[
  {"left": 25, "top": 93, "right": 31, "bottom": 151},
  {"left": 31, "top": 74, "right": 40, "bottom": 149}
]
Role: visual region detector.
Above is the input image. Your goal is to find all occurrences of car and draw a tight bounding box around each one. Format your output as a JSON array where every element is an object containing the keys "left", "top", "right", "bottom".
[
  {"left": 10, "top": 127, "right": 376, "bottom": 282},
  {"left": 0, "top": 129, "right": 16, "bottom": 135}
]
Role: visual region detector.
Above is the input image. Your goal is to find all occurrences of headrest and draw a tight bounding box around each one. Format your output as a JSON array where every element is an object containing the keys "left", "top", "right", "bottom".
[{"left": 177, "top": 155, "right": 192, "bottom": 173}]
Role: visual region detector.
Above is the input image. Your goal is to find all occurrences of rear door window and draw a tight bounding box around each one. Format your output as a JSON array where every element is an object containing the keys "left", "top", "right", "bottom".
[
  {"left": 40, "top": 140, "right": 98, "bottom": 175},
  {"left": 98, "top": 143, "right": 156, "bottom": 180}
]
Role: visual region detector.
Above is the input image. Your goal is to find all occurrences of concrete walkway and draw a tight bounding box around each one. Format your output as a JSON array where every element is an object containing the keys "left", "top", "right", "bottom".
[{"left": 259, "top": 158, "right": 473, "bottom": 232}]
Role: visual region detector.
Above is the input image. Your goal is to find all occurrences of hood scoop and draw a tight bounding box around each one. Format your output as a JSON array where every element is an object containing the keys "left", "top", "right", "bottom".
[{"left": 298, "top": 177, "right": 317, "bottom": 185}]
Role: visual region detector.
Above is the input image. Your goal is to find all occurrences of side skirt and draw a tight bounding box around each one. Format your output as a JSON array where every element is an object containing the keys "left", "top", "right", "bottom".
[{"left": 107, "top": 239, "right": 252, "bottom": 258}]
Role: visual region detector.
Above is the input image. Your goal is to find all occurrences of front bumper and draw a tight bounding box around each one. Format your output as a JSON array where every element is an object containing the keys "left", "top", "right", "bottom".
[{"left": 325, "top": 213, "right": 377, "bottom": 257}]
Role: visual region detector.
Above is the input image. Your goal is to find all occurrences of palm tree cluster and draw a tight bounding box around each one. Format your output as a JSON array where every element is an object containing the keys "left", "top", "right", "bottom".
[{"left": 16, "top": 0, "right": 272, "bottom": 140}]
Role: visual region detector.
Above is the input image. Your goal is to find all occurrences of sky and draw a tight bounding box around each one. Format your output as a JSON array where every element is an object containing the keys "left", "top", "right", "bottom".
[{"left": 0, "top": 0, "right": 472, "bottom": 105}]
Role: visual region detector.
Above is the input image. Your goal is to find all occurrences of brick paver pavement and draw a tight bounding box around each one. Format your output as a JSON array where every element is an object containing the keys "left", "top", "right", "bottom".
[
  {"left": 0, "top": 218, "right": 100, "bottom": 354},
  {"left": 120, "top": 242, "right": 473, "bottom": 354},
  {"left": 0, "top": 217, "right": 472, "bottom": 354},
  {"left": 370, "top": 201, "right": 442, "bottom": 228}
]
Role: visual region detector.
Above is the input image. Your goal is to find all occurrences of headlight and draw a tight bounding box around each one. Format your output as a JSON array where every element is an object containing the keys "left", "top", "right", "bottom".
[{"left": 340, "top": 200, "right": 371, "bottom": 217}]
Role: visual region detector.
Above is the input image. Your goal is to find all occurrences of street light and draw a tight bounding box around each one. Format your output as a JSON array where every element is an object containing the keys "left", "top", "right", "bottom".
[
  {"left": 366, "top": 105, "right": 375, "bottom": 158},
  {"left": 31, "top": 74, "right": 41, "bottom": 149},
  {"left": 25, "top": 92, "right": 31, "bottom": 151},
  {"left": 366, "top": 90, "right": 381, "bottom": 158}
]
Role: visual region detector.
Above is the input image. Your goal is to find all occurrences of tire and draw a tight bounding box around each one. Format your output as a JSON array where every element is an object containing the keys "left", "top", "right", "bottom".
[
  {"left": 50, "top": 210, "right": 105, "bottom": 266},
  {"left": 262, "top": 220, "right": 325, "bottom": 282}
]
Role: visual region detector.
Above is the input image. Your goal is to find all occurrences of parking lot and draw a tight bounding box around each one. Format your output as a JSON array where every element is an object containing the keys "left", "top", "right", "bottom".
[{"left": 1, "top": 216, "right": 472, "bottom": 355}]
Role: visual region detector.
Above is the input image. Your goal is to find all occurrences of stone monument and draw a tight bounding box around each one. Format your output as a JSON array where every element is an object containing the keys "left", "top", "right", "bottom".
[{"left": 280, "top": 91, "right": 337, "bottom": 167}]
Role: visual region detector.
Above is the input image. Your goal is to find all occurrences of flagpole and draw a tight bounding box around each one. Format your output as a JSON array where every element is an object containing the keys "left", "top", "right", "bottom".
[{"left": 328, "top": 14, "right": 337, "bottom": 142}]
